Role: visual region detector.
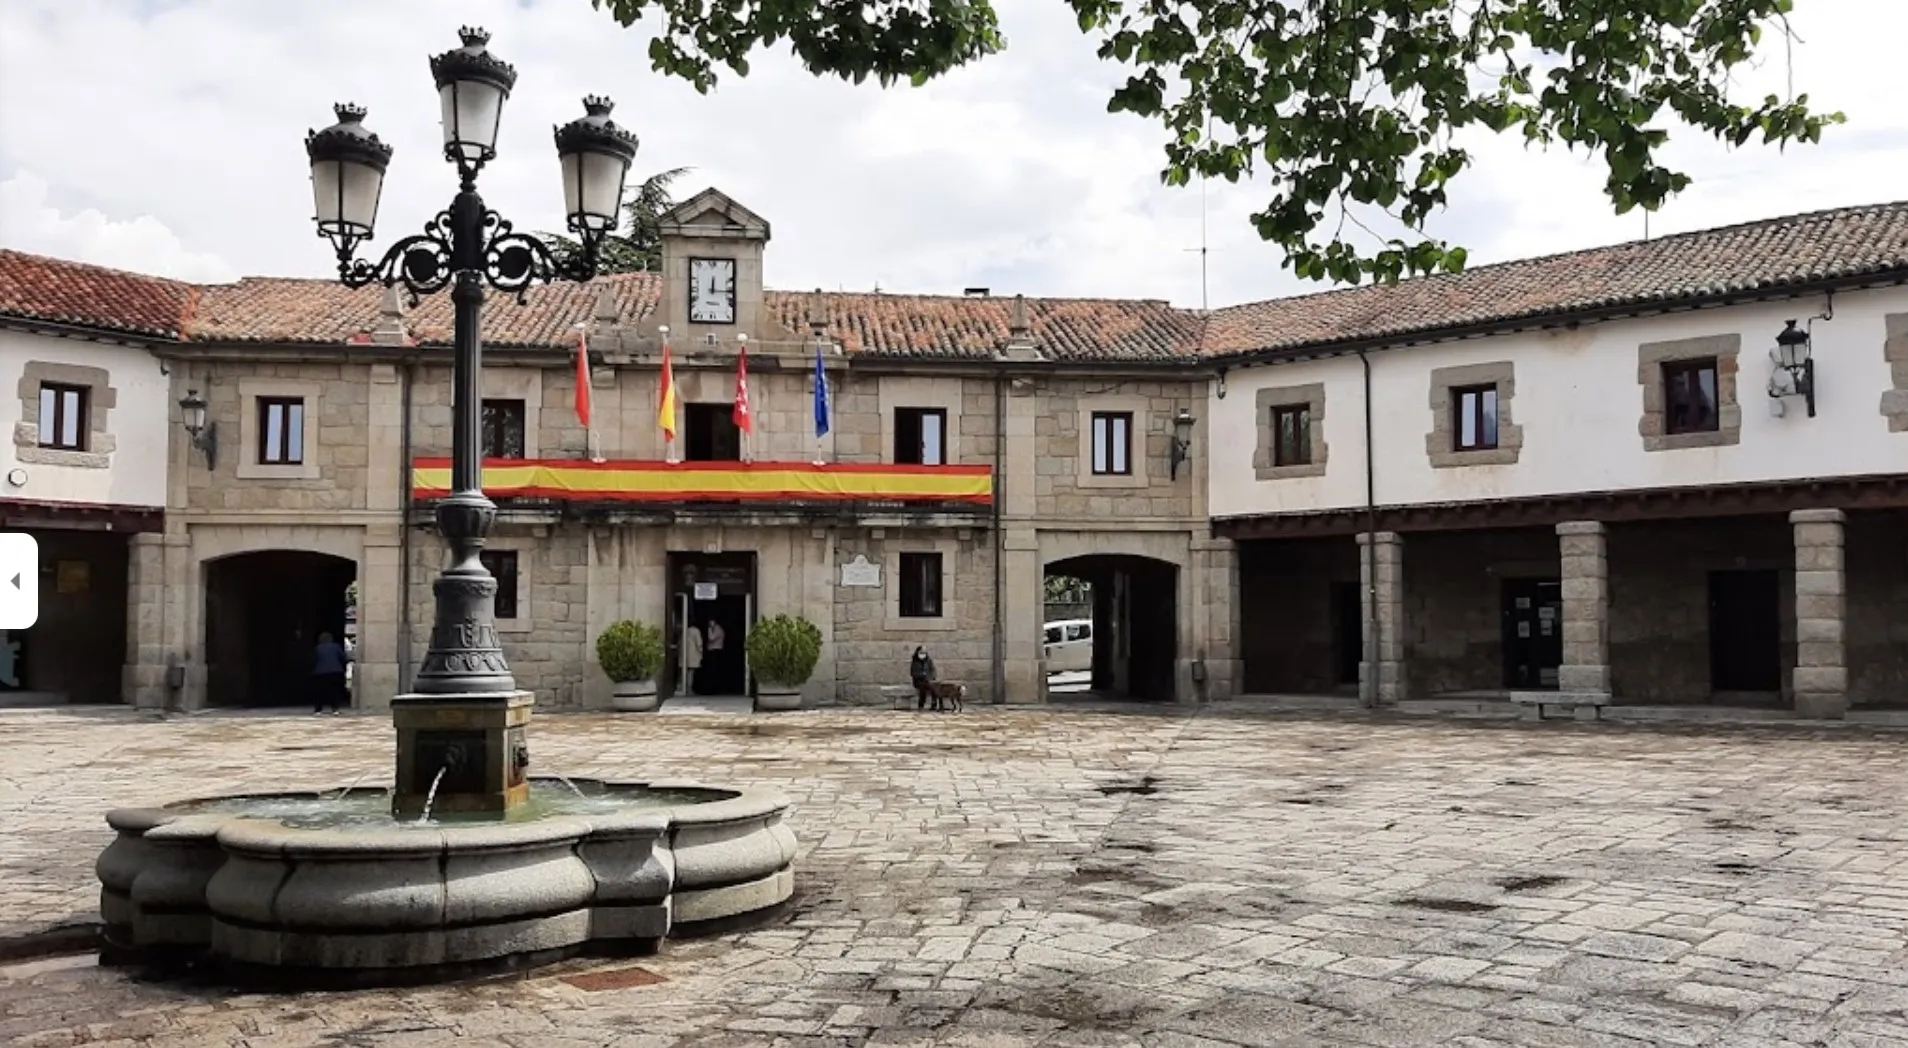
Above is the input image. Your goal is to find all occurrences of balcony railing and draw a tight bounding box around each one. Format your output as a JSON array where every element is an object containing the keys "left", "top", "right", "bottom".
[{"left": 411, "top": 458, "right": 993, "bottom": 506}]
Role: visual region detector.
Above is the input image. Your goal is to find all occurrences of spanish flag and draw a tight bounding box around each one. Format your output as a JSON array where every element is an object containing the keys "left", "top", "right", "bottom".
[{"left": 658, "top": 333, "right": 678, "bottom": 443}]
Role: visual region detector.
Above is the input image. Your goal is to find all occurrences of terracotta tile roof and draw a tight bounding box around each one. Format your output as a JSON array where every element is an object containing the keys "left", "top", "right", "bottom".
[
  {"left": 0, "top": 249, "right": 198, "bottom": 339},
  {"left": 1204, "top": 201, "right": 1908, "bottom": 359},
  {"left": 6, "top": 200, "right": 1907, "bottom": 363},
  {"left": 767, "top": 291, "right": 1203, "bottom": 361},
  {"left": 188, "top": 274, "right": 661, "bottom": 349}
]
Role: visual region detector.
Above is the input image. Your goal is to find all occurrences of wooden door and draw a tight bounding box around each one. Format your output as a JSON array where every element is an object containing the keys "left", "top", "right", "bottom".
[
  {"left": 1502, "top": 578, "right": 1563, "bottom": 690},
  {"left": 1708, "top": 570, "right": 1782, "bottom": 692}
]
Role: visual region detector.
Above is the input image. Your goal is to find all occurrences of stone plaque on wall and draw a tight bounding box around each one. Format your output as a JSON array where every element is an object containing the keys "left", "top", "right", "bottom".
[{"left": 839, "top": 555, "right": 882, "bottom": 588}]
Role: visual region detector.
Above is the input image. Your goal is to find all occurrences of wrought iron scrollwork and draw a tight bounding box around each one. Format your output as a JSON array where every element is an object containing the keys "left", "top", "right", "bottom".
[
  {"left": 336, "top": 210, "right": 455, "bottom": 298},
  {"left": 479, "top": 210, "right": 598, "bottom": 301},
  {"left": 335, "top": 205, "right": 596, "bottom": 303}
]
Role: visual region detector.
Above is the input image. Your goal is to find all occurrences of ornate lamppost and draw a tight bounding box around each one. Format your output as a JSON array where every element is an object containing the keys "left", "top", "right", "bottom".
[{"left": 305, "top": 28, "right": 637, "bottom": 697}]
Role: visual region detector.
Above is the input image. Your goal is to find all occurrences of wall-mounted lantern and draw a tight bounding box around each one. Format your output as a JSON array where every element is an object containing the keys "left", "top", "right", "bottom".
[
  {"left": 179, "top": 389, "right": 217, "bottom": 470},
  {"left": 1215, "top": 368, "right": 1228, "bottom": 400},
  {"left": 1767, "top": 319, "right": 1816, "bottom": 418},
  {"left": 1169, "top": 407, "right": 1196, "bottom": 480}
]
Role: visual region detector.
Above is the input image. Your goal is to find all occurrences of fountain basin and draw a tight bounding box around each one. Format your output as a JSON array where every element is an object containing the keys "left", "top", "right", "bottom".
[{"left": 96, "top": 778, "right": 796, "bottom": 984}]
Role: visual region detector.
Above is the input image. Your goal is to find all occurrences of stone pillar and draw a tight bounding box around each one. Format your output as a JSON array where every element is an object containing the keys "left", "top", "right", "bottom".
[
  {"left": 1001, "top": 529, "right": 1044, "bottom": 704},
  {"left": 1356, "top": 531, "right": 1404, "bottom": 705},
  {"left": 165, "top": 531, "right": 207, "bottom": 711},
  {"left": 365, "top": 363, "right": 403, "bottom": 513},
  {"left": 998, "top": 379, "right": 1043, "bottom": 705},
  {"left": 123, "top": 533, "right": 169, "bottom": 708},
  {"left": 1191, "top": 534, "right": 1238, "bottom": 702},
  {"left": 1555, "top": 521, "right": 1612, "bottom": 695},
  {"left": 356, "top": 524, "right": 403, "bottom": 710},
  {"left": 1791, "top": 508, "right": 1848, "bottom": 720}
]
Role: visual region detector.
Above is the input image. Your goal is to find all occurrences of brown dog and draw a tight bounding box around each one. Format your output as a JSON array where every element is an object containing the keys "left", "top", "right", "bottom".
[{"left": 926, "top": 680, "right": 965, "bottom": 713}]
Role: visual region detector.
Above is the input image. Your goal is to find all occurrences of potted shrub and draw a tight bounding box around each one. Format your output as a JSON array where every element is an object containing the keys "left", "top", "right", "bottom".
[
  {"left": 596, "top": 620, "right": 664, "bottom": 712},
  {"left": 746, "top": 614, "right": 822, "bottom": 712}
]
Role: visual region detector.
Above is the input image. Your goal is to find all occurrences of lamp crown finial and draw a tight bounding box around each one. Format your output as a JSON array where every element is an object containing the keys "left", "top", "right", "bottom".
[
  {"left": 333, "top": 102, "right": 368, "bottom": 124},
  {"left": 458, "top": 26, "right": 491, "bottom": 48},
  {"left": 583, "top": 95, "right": 615, "bottom": 117}
]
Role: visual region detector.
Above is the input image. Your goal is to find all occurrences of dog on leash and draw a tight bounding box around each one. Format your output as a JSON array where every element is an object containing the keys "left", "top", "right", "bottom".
[{"left": 926, "top": 680, "right": 966, "bottom": 713}]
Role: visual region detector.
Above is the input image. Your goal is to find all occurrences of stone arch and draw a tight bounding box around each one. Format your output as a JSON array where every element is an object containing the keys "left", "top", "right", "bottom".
[
  {"left": 196, "top": 527, "right": 364, "bottom": 708},
  {"left": 1040, "top": 532, "right": 1190, "bottom": 702}
]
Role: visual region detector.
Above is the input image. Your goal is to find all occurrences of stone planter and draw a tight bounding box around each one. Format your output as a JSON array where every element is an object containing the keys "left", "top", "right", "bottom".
[
  {"left": 754, "top": 686, "right": 802, "bottom": 712},
  {"left": 610, "top": 680, "right": 659, "bottom": 712}
]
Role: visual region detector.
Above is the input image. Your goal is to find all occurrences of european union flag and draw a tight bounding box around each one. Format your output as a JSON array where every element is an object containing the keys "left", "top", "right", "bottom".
[{"left": 813, "top": 346, "right": 831, "bottom": 439}]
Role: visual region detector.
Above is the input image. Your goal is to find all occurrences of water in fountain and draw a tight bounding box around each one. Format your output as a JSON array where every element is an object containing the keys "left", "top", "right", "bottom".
[
  {"left": 419, "top": 765, "right": 450, "bottom": 822},
  {"left": 165, "top": 780, "right": 734, "bottom": 831},
  {"left": 551, "top": 773, "right": 586, "bottom": 797},
  {"left": 331, "top": 768, "right": 375, "bottom": 800}
]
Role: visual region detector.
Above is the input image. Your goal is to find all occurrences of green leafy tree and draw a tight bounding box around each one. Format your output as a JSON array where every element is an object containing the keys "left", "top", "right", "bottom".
[
  {"left": 592, "top": 0, "right": 1839, "bottom": 283},
  {"left": 1045, "top": 574, "right": 1089, "bottom": 605},
  {"left": 543, "top": 166, "right": 692, "bottom": 274}
]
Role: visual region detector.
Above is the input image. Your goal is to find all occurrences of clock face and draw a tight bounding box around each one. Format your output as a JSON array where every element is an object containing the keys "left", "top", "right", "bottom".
[{"left": 688, "top": 257, "right": 738, "bottom": 324}]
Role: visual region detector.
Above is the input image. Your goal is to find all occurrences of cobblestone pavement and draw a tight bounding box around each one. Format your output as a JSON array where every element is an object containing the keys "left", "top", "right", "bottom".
[{"left": 4, "top": 702, "right": 1908, "bottom": 1047}]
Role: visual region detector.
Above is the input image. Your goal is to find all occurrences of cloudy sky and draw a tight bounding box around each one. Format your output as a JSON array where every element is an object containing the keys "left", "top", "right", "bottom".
[{"left": 1, "top": 0, "right": 1902, "bottom": 309}]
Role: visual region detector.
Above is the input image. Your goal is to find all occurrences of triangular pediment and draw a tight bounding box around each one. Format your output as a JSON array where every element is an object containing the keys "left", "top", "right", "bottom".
[{"left": 658, "top": 188, "right": 770, "bottom": 241}]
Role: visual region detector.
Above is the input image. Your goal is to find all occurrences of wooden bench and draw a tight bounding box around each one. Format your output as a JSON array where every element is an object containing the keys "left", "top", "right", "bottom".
[{"left": 1511, "top": 691, "right": 1611, "bottom": 721}]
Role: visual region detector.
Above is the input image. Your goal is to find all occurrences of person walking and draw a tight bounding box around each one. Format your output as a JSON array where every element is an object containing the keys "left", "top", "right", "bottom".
[
  {"left": 909, "top": 646, "right": 936, "bottom": 711},
  {"left": 311, "top": 631, "right": 350, "bottom": 715}
]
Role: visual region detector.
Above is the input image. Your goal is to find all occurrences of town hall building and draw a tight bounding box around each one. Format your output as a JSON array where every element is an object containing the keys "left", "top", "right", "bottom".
[{"left": 1, "top": 194, "right": 1904, "bottom": 717}]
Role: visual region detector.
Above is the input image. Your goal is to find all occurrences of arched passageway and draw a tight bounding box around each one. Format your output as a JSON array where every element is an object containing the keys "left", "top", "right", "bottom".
[
  {"left": 204, "top": 551, "right": 357, "bottom": 708},
  {"left": 1044, "top": 554, "right": 1179, "bottom": 702}
]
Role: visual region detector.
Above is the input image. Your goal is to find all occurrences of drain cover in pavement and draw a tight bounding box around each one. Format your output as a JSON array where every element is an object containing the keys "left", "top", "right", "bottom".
[{"left": 561, "top": 966, "right": 668, "bottom": 991}]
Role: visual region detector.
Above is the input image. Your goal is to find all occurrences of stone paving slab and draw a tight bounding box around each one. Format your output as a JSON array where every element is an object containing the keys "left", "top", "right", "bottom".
[{"left": 3, "top": 702, "right": 1907, "bottom": 1047}]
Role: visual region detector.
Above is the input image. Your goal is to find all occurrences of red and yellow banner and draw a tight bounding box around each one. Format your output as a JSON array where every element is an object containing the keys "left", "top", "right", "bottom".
[{"left": 412, "top": 458, "right": 993, "bottom": 505}]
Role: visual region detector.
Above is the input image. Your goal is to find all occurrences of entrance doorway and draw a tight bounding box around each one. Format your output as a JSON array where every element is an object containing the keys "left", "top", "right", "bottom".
[
  {"left": 1502, "top": 578, "right": 1563, "bottom": 689},
  {"left": 1708, "top": 569, "right": 1781, "bottom": 693},
  {"left": 1044, "top": 554, "right": 1179, "bottom": 701},
  {"left": 684, "top": 403, "right": 741, "bottom": 462},
  {"left": 2, "top": 529, "right": 130, "bottom": 704},
  {"left": 666, "top": 552, "right": 755, "bottom": 698},
  {"left": 204, "top": 550, "right": 357, "bottom": 708},
  {"left": 1330, "top": 581, "right": 1362, "bottom": 687}
]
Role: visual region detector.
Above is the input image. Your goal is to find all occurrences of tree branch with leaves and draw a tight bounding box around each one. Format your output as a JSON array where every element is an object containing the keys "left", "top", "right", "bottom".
[{"left": 593, "top": 0, "right": 1838, "bottom": 284}]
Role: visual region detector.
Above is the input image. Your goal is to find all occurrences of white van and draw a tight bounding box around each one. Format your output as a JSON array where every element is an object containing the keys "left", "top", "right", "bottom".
[{"left": 1043, "top": 619, "right": 1093, "bottom": 674}]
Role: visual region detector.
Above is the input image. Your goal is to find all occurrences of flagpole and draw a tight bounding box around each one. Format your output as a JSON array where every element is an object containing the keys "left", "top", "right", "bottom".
[
  {"left": 573, "top": 322, "right": 604, "bottom": 463},
  {"left": 812, "top": 339, "right": 831, "bottom": 467},
  {"left": 658, "top": 324, "right": 679, "bottom": 464},
  {"left": 735, "top": 332, "right": 753, "bottom": 464}
]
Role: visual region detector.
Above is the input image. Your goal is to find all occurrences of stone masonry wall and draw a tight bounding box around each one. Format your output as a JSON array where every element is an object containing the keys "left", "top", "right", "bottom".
[
  {"left": 177, "top": 362, "right": 372, "bottom": 513},
  {"left": 833, "top": 528, "right": 995, "bottom": 707},
  {"left": 1033, "top": 377, "right": 1204, "bottom": 522},
  {"left": 1401, "top": 528, "right": 1559, "bottom": 696},
  {"left": 412, "top": 364, "right": 1005, "bottom": 472},
  {"left": 405, "top": 524, "right": 593, "bottom": 709}
]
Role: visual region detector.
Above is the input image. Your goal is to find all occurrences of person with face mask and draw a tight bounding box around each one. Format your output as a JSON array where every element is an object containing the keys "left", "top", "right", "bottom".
[{"left": 909, "top": 646, "right": 936, "bottom": 711}]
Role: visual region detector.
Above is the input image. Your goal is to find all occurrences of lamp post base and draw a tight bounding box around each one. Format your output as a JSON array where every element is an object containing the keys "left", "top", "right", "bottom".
[{"left": 391, "top": 691, "right": 535, "bottom": 818}]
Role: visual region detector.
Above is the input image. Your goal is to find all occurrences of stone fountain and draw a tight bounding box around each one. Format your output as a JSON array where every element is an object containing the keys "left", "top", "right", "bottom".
[
  {"left": 94, "top": 703, "right": 797, "bottom": 985},
  {"left": 93, "top": 28, "right": 795, "bottom": 986}
]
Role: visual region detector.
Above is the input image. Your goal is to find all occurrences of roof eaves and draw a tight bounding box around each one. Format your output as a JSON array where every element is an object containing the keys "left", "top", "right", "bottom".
[
  {"left": 1209, "top": 265, "right": 1908, "bottom": 369},
  {"left": 0, "top": 311, "right": 183, "bottom": 344}
]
